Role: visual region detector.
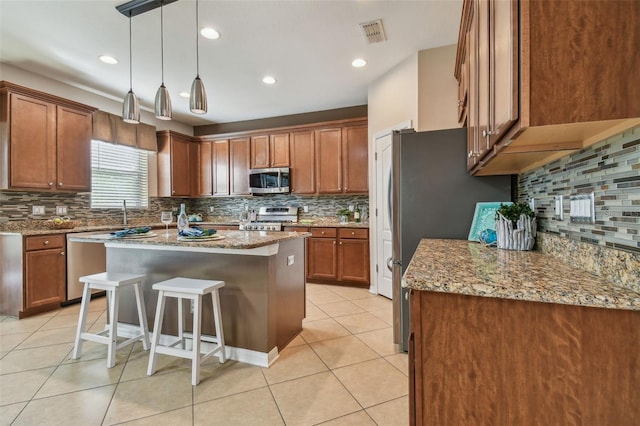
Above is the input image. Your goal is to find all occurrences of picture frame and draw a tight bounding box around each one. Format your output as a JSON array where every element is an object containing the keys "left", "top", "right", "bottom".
[{"left": 468, "top": 201, "right": 512, "bottom": 242}]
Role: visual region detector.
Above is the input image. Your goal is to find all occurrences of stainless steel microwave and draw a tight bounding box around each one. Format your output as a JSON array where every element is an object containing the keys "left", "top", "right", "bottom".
[{"left": 249, "top": 167, "right": 290, "bottom": 194}]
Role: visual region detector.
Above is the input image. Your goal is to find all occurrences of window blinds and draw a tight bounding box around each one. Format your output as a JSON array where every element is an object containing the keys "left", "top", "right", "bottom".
[{"left": 91, "top": 140, "right": 149, "bottom": 209}]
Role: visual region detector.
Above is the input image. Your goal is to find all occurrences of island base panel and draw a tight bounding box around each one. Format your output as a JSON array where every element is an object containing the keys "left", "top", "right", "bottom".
[{"left": 108, "top": 239, "right": 305, "bottom": 354}]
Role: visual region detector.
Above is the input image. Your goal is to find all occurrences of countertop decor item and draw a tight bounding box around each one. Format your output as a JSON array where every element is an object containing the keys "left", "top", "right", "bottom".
[
  {"left": 45, "top": 217, "right": 76, "bottom": 229},
  {"left": 495, "top": 202, "right": 536, "bottom": 251},
  {"left": 468, "top": 201, "right": 511, "bottom": 242}
]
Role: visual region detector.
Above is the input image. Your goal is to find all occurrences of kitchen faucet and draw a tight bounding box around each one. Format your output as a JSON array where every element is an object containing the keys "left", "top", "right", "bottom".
[{"left": 123, "top": 200, "right": 127, "bottom": 226}]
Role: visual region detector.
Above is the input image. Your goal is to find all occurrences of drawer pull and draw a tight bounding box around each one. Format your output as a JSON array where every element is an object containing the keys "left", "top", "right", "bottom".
[
  {"left": 58, "top": 182, "right": 63, "bottom": 186},
  {"left": 339, "top": 241, "right": 343, "bottom": 245},
  {"left": 351, "top": 231, "right": 355, "bottom": 236},
  {"left": 333, "top": 241, "right": 336, "bottom": 245},
  {"left": 321, "top": 231, "right": 325, "bottom": 235},
  {"left": 44, "top": 240, "right": 49, "bottom": 245},
  {"left": 60, "top": 251, "right": 65, "bottom": 256},
  {"left": 48, "top": 182, "right": 53, "bottom": 187}
]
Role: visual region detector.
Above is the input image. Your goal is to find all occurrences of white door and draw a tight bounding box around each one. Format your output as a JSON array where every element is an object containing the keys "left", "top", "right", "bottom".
[
  {"left": 373, "top": 121, "right": 411, "bottom": 299},
  {"left": 375, "top": 132, "right": 394, "bottom": 298}
]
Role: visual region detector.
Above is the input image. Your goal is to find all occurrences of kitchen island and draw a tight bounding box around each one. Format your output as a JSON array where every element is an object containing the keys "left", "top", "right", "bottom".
[
  {"left": 404, "top": 239, "right": 640, "bottom": 426},
  {"left": 68, "top": 229, "right": 310, "bottom": 367}
]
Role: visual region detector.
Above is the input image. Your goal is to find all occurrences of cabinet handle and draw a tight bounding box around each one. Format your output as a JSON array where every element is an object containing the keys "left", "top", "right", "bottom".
[
  {"left": 44, "top": 240, "right": 49, "bottom": 245},
  {"left": 351, "top": 231, "right": 355, "bottom": 236},
  {"left": 48, "top": 182, "right": 53, "bottom": 187},
  {"left": 457, "top": 99, "right": 462, "bottom": 106},
  {"left": 467, "top": 150, "right": 474, "bottom": 158},
  {"left": 60, "top": 251, "right": 65, "bottom": 256},
  {"left": 339, "top": 241, "right": 343, "bottom": 245},
  {"left": 482, "top": 129, "right": 492, "bottom": 138},
  {"left": 333, "top": 241, "right": 336, "bottom": 245},
  {"left": 58, "top": 182, "right": 63, "bottom": 186}
]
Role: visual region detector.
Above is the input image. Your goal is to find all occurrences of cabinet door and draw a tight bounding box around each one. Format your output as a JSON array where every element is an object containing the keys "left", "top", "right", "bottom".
[
  {"left": 290, "top": 130, "right": 315, "bottom": 194},
  {"left": 476, "top": 0, "right": 491, "bottom": 160},
  {"left": 170, "top": 137, "right": 191, "bottom": 196},
  {"left": 197, "top": 141, "right": 213, "bottom": 196},
  {"left": 338, "top": 238, "right": 369, "bottom": 283},
  {"left": 270, "top": 133, "right": 290, "bottom": 167},
  {"left": 9, "top": 94, "right": 56, "bottom": 189},
  {"left": 316, "top": 128, "right": 342, "bottom": 194},
  {"left": 230, "top": 137, "right": 250, "bottom": 195},
  {"left": 213, "top": 140, "right": 230, "bottom": 196},
  {"left": 25, "top": 247, "right": 65, "bottom": 310},
  {"left": 250, "top": 135, "right": 270, "bottom": 169},
  {"left": 307, "top": 237, "right": 337, "bottom": 280},
  {"left": 56, "top": 106, "right": 92, "bottom": 191},
  {"left": 467, "top": 4, "right": 480, "bottom": 170},
  {"left": 489, "top": 0, "right": 518, "bottom": 146},
  {"left": 342, "top": 125, "right": 368, "bottom": 193}
]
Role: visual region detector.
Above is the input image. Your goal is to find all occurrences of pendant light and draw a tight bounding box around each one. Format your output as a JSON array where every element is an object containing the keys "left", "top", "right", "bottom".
[
  {"left": 189, "top": 0, "right": 207, "bottom": 114},
  {"left": 154, "top": 5, "right": 172, "bottom": 120},
  {"left": 122, "top": 13, "right": 140, "bottom": 124}
]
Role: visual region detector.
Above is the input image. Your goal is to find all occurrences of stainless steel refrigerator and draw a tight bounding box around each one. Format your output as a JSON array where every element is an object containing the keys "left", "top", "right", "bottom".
[{"left": 391, "top": 128, "right": 513, "bottom": 351}]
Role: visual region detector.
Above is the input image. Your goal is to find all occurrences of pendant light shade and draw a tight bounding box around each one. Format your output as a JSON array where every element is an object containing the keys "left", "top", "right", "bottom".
[
  {"left": 154, "top": 5, "right": 172, "bottom": 120},
  {"left": 122, "top": 14, "right": 140, "bottom": 124},
  {"left": 190, "top": 0, "right": 207, "bottom": 114}
]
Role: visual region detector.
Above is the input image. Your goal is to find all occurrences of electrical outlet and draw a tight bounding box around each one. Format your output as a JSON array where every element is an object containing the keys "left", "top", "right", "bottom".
[
  {"left": 32, "top": 206, "right": 45, "bottom": 215},
  {"left": 554, "top": 195, "right": 563, "bottom": 220},
  {"left": 349, "top": 205, "right": 355, "bottom": 212},
  {"left": 209, "top": 206, "right": 215, "bottom": 213},
  {"left": 56, "top": 206, "right": 68, "bottom": 215},
  {"left": 190, "top": 299, "right": 194, "bottom": 314},
  {"left": 529, "top": 198, "right": 535, "bottom": 211},
  {"left": 303, "top": 205, "right": 309, "bottom": 213},
  {"left": 287, "top": 255, "right": 295, "bottom": 266}
]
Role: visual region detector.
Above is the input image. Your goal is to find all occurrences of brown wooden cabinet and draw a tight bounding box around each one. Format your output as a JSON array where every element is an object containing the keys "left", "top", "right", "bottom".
[
  {"left": 409, "top": 290, "right": 640, "bottom": 425},
  {"left": 157, "top": 131, "right": 197, "bottom": 197},
  {"left": 289, "top": 130, "right": 316, "bottom": 194},
  {"left": 0, "top": 82, "right": 94, "bottom": 191},
  {"left": 212, "top": 139, "right": 230, "bottom": 196},
  {"left": 307, "top": 227, "right": 369, "bottom": 287},
  {"left": 341, "top": 125, "right": 368, "bottom": 194},
  {"left": 24, "top": 234, "right": 66, "bottom": 315},
  {"left": 197, "top": 141, "right": 213, "bottom": 196},
  {"left": 316, "top": 125, "right": 368, "bottom": 194},
  {"left": 315, "top": 128, "right": 343, "bottom": 194},
  {"left": 250, "top": 133, "right": 290, "bottom": 169},
  {"left": 455, "top": 0, "right": 640, "bottom": 175},
  {"left": 230, "top": 137, "right": 250, "bottom": 195}
]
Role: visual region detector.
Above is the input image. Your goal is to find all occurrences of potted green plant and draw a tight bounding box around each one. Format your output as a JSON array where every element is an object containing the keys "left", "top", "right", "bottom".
[
  {"left": 495, "top": 202, "right": 537, "bottom": 250},
  {"left": 337, "top": 208, "right": 351, "bottom": 223}
]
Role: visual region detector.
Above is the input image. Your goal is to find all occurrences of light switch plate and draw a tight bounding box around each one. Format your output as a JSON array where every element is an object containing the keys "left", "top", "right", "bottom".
[
  {"left": 303, "top": 205, "right": 309, "bottom": 213},
  {"left": 32, "top": 206, "right": 45, "bottom": 215},
  {"left": 554, "top": 195, "right": 563, "bottom": 220},
  {"left": 529, "top": 198, "right": 535, "bottom": 211},
  {"left": 287, "top": 255, "right": 295, "bottom": 266},
  {"left": 569, "top": 192, "right": 595, "bottom": 223},
  {"left": 56, "top": 206, "right": 68, "bottom": 215}
]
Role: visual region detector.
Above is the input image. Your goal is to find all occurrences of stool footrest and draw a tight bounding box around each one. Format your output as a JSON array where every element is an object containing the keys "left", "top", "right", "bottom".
[{"left": 80, "top": 332, "right": 110, "bottom": 345}]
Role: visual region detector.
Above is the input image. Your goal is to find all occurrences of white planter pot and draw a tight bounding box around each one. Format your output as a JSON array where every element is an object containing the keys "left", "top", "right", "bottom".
[{"left": 495, "top": 212, "right": 536, "bottom": 251}]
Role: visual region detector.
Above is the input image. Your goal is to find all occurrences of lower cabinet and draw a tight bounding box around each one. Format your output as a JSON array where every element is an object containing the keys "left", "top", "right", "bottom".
[
  {"left": 24, "top": 234, "right": 66, "bottom": 316},
  {"left": 307, "top": 227, "right": 369, "bottom": 287}
]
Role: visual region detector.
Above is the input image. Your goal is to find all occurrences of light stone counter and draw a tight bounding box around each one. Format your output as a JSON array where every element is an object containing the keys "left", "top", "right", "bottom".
[{"left": 403, "top": 239, "right": 640, "bottom": 311}]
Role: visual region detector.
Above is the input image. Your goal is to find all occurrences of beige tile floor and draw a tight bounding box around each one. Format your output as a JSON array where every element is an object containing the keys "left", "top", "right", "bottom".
[{"left": 0, "top": 283, "right": 408, "bottom": 425}]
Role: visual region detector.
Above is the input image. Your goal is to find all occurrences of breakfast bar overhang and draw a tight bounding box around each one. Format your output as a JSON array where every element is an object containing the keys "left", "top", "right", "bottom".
[{"left": 68, "top": 230, "right": 310, "bottom": 367}]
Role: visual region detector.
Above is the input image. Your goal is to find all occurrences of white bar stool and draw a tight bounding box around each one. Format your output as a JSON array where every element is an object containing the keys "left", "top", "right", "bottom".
[
  {"left": 147, "top": 277, "right": 227, "bottom": 386},
  {"left": 72, "top": 272, "right": 150, "bottom": 368}
]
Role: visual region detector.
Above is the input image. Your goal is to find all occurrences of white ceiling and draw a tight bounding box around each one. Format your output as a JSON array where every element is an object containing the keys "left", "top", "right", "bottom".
[{"left": 0, "top": 0, "right": 463, "bottom": 126}]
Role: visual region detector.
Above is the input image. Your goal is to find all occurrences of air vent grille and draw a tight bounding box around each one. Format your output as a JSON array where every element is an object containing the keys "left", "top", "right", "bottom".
[{"left": 359, "top": 19, "right": 386, "bottom": 44}]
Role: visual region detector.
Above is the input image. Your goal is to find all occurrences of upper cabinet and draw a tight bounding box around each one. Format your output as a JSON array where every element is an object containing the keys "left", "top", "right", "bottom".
[
  {"left": 456, "top": 0, "right": 640, "bottom": 175},
  {"left": 315, "top": 123, "right": 368, "bottom": 194},
  {"left": 250, "top": 133, "right": 290, "bottom": 169},
  {"left": 0, "top": 82, "right": 95, "bottom": 192},
  {"left": 289, "top": 130, "right": 316, "bottom": 194},
  {"left": 197, "top": 137, "right": 251, "bottom": 197},
  {"left": 157, "top": 130, "right": 197, "bottom": 197}
]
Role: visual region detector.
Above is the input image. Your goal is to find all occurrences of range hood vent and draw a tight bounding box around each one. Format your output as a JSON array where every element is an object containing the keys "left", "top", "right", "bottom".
[{"left": 359, "top": 19, "right": 387, "bottom": 44}]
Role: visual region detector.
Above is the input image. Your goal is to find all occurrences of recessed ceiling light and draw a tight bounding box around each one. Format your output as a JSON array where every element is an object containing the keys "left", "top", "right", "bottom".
[
  {"left": 99, "top": 55, "right": 118, "bottom": 65},
  {"left": 201, "top": 27, "right": 220, "bottom": 39},
  {"left": 351, "top": 58, "right": 367, "bottom": 68},
  {"left": 179, "top": 92, "right": 190, "bottom": 98},
  {"left": 262, "top": 76, "right": 277, "bottom": 85}
]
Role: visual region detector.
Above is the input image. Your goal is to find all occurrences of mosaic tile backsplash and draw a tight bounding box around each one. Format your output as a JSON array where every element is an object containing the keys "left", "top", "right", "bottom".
[
  {"left": 0, "top": 191, "right": 369, "bottom": 224},
  {"left": 518, "top": 125, "right": 640, "bottom": 254}
]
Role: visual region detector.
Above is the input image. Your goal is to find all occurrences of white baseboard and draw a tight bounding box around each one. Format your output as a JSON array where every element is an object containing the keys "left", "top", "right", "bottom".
[{"left": 114, "top": 322, "right": 279, "bottom": 368}]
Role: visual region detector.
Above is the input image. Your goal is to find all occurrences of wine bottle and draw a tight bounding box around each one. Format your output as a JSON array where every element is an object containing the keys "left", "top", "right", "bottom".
[{"left": 177, "top": 203, "right": 189, "bottom": 232}]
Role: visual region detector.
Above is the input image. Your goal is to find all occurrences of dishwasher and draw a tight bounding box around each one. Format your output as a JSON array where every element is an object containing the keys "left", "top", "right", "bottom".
[{"left": 65, "top": 231, "right": 108, "bottom": 303}]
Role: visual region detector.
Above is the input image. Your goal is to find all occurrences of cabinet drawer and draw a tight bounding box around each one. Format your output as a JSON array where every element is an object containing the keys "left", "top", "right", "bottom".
[
  {"left": 338, "top": 228, "right": 368, "bottom": 239},
  {"left": 310, "top": 227, "right": 337, "bottom": 238},
  {"left": 25, "top": 235, "right": 65, "bottom": 251}
]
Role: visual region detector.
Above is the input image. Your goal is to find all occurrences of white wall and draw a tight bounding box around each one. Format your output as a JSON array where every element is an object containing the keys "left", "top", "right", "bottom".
[
  {"left": 417, "top": 44, "right": 459, "bottom": 131},
  {"left": 0, "top": 63, "right": 193, "bottom": 135}
]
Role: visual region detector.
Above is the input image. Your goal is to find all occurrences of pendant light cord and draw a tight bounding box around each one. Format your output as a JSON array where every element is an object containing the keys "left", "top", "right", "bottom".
[
  {"left": 129, "top": 13, "right": 133, "bottom": 91},
  {"left": 195, "top": 0, "right": 200, "bottom": 77},
  {"left": 160, "top": 5, "right": 165, "bottom": 84}
]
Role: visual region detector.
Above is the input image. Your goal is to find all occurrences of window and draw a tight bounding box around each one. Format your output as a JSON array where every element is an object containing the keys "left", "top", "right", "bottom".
[{"left": 91, "top": 140, "right": 149, "bottom": 208}]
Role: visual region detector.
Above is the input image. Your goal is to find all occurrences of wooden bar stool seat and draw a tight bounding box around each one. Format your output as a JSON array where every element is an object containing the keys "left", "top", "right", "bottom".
[
  {"left": 147, "top": 277, "right": 227, "bottom": 386},
  {"left": 72, "top": 272, "right": 150, "bottom": 368}
]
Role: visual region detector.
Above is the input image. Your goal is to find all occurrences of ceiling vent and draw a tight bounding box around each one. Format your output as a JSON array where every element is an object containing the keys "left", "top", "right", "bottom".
[{"left": 359, "top": 19, "right": 387, "bottom": 44}]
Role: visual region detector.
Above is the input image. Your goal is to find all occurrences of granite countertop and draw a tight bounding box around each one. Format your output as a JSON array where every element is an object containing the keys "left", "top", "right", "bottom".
[
  {"left": 0, "top": 216, "right": 368, "bottom": 236},
  {"left": 68, "top": 229, "right": 310, "bottom": 250},
  {"left": 403, "top": 239, "right": 640, "bottom": 311}
]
